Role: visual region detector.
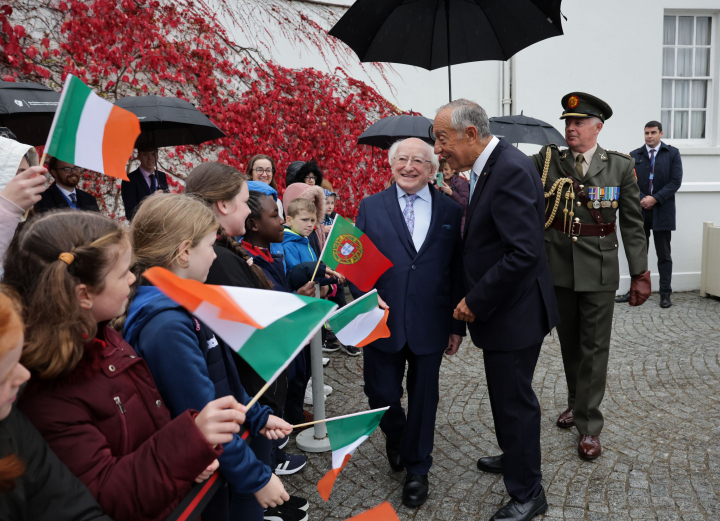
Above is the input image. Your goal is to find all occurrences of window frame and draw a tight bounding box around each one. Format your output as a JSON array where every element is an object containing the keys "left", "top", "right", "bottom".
[{"left": 662, "top": 10, "right": 717, "bottom": 147}]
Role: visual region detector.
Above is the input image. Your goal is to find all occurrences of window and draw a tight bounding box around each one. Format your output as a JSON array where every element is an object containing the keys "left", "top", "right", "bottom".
[{"left": 661, "top": 15, "right": 712, "bottom": 140}]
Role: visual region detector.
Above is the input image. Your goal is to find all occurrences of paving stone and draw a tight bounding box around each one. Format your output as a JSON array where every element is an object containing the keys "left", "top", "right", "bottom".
[{"left": 281, "top": 292, "right": 720, "bottom": 520}]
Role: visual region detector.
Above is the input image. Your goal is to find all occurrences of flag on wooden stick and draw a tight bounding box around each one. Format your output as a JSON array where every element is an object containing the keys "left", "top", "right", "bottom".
[
  {"left": 317, "top": 407, "right": 388, "bottom": 501},
  {"left": 143, "top": 267, "right": 336, "bottom": 384},
  {"left": 45, "top": 74, "right": 140, "bottom": 181}
]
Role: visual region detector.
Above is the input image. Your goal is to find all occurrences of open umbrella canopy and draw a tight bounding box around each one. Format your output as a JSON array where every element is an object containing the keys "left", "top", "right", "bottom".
[
  {"left": 329, "top": 0, "right": 563, "bottom": 100},
  {"left": 0, "top": 80, "right": 60, "bottom": 145},
  {"left": 358, "top": 115, "right": 435, "bottom": 150},
  {"left": 490, "top": 113, "right": 567, "bottom": 146},
  {"left": 114, "top": 95, "right": 225, "bottom": 148}
]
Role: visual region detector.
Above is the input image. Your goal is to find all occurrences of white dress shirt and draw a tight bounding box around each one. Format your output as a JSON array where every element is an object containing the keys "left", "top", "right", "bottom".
[
  {"left": 397, "top": 183, "right": 432, "bottom": 251},
  {"left": 56, "top": 184, "right": 78, "bottom": 206},
  {"left": 139, "top": 166, "right": 156, "bottom": 190},
  {"left": 470, "top": 136, "right": 500, "bottom": 199},
  {"left": 645, "top": 143, "right": 661, "bottom": 156}
]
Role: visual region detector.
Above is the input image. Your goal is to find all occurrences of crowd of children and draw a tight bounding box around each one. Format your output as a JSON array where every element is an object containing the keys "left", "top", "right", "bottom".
[{"left": 0, "top": 152, "right": 354, "bottom": 521}]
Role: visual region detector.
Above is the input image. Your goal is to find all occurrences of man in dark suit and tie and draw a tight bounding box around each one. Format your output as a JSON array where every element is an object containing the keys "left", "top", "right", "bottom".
[
  {"left": 34, "top": 156, "right": 100, "bottom": 214},
  {"left": 434, "top": 100, "right": 559, "bottom": 521},
  {"left": 121, "top": 143, "right": 169, "bottom": 220},
  {"left": 353, "top": 137, "right": 465, "bottom": 508},
  {"left": 617, "top": 121, "right": 682, "bottom": 308}
]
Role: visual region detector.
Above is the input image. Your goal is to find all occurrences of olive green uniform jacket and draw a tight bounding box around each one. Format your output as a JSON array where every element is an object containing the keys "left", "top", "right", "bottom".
[{"left": 530, "top": 144, "right": 648, "bottom": 292}]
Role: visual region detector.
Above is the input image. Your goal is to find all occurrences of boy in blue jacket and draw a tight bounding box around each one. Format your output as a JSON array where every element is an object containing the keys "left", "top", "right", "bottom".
[{"left": 282, "top": 198, "right": 320, "bottom": 272}]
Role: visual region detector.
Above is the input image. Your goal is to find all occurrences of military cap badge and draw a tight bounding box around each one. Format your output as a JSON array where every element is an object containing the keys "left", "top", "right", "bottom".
[{"left": 568, "top": 95, "right": 579, "bottom": 109}]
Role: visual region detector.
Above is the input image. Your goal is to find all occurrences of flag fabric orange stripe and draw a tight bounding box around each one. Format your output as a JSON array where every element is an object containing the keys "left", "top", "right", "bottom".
[
  {"left": 101, "top": 105, "right": 139, "bottom": 181},
  {"left": 355, "top": 308, "right": 390, "bottom": 348},
  {"left": 142, "top": 267, "right": 262, "bottom": 328},
  {"left": 317, "top": 453, "right": 351, "bottom": 501},
  {"left": 346, "top": 502, "right": 400, "bottom": 521}
]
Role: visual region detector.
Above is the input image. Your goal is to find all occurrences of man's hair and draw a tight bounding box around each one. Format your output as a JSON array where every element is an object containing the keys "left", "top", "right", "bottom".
[
  {"left": 136, "top": 142, "right": 158, "bottom": 153},
  {"left": 436, "top": 99, "right": 491, "bottom": 139},
  {"left": 388, "top": 139, "right": 440, "bottom": 173},
  {"left": 47, "top": 156, "right": 58, "bottom": 171},
  {"left": 287, "top": 198, "right": 317, "bottom": 219},
  {"left": 645, "top": 120, "right": 662, "bottom": 132}
]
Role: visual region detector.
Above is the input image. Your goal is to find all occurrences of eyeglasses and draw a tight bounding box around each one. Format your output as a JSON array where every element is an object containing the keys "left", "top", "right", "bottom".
[
  {"left": 395, "top": 156, "right": 432, "bottom": 167},
  {"left": 304, "top": 175, "right": 316, "bottom": 182},
  {"left": 253, "top": 168, "right": 273, "bottom": 176},
  {"left": 56, "top": 166, "right": 86, "bottom": 174}
]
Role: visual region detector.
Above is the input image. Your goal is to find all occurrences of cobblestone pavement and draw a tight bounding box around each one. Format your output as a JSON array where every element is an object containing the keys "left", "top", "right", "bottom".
[{"left": 283, "top": 292, "right": 720, "bottom": 521}]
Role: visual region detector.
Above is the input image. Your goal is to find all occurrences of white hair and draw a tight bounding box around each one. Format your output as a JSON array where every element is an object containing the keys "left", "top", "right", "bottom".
[
  {"left": 388, "top": 138, "right": 439, "bottom": 173},
  {"left": 436, "top": 99, "right": 491, "bottom": 139}
]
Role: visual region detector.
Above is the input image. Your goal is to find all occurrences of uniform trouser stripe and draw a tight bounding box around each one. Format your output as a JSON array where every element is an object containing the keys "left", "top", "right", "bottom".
[{"left": 554, "top": 286, "right": 615, "bottom": 436}]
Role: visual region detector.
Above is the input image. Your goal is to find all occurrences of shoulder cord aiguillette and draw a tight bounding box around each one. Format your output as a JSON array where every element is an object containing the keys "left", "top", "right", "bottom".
[{"left": 541, "top": 146, "right": 575, "bottom": 233}]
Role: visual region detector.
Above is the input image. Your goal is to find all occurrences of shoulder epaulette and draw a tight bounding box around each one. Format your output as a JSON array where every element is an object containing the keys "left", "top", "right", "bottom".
[{"left": 606, "top": 150, "right": 632, "bottom": 160}]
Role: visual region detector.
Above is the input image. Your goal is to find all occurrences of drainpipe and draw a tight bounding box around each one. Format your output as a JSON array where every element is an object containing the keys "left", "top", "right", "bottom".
[{"left": 502, "top": 60, "right": 512, "bottom": 116}]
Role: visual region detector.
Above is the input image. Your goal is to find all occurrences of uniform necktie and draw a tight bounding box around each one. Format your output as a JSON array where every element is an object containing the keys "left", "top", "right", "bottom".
[
  {"left": 469, "top": 170, "right": 478, "bottom": 199},
  {"left": 575, "top": 153, "right": 585, "bottom": 178},
  {"left": 149, "top": 173, "right": 157, "bottom": 192},
  {"left": 648, "top": 149, "right": 655, "bottom": 194},
  {"left": 403, "top": 194, "right": 418, "bottom": 235},
  {"left": 69, "top": 193, "right": 78, "bottom": 208}
]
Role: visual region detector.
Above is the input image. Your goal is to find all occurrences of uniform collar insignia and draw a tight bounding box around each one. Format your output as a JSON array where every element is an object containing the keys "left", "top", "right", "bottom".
[{"left": 599, "top": 152, "right": 607, "bottom": 160}]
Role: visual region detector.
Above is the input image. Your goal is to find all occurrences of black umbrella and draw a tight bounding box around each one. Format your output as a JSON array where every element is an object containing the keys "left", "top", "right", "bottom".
[
  {"left": 490, "top": 112, "right": 567, "bottom": 146},
  {"left": 358, "top": 114, "right": 435, "bottom": 150},
  {"left": 114, "top": 95, "right": 225, "bottom": 148},
  {"left": 0, "top": 80, "right": 60, "bottom": 145},
  {"left": 329, "top": 0, "right": 563, "bottom": 101}
]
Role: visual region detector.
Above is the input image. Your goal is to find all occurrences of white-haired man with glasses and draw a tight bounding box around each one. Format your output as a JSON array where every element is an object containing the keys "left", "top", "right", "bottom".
[
  {"left": 34, "top": 156, "right": 99, "bottom": 213},
  {"left": 352, "top": 137, "right": 466, "bottom": 508}
]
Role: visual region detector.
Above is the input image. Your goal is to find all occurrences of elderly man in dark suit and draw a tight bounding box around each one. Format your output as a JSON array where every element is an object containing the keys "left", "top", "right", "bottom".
[
  {"left": 353, "top": 137, "right": 465, "bottom": 508},
  {"left": 121, "top": 143, "right": 169, "bottom": 220},
  {"left": 617, "top": 120, "right": 683, "bottom": 308},
  {"left": 34, "top": 156, "right": 100, "bottom": 214},
  {"left": 434, "top": 100, "right": 559, "bottom": 521}
]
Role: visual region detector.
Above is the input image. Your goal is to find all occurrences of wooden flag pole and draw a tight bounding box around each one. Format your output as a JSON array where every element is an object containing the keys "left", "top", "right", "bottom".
[
  {"left": 244, "top": 380, "right": 272, "bottom": 411},
  {"left": 292, "top": 418, "right": 327, "bottom": 429},
  {"left": 310, "top": 218, "right": 337, "bottom": 282},
  {"left": 23, "top": 152, "right": 48, "bottom": 220}
]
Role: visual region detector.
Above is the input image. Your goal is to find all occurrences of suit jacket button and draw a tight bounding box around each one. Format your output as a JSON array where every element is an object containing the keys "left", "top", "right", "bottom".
[
  {"left": 411, "top": 265, "right": 417, "bottom": 270},
  {"left": 156, "top": 400, "right": 162, "bottom": 407},
  {"left": 572, "top": 237, "right": 578, "bottom": 242}
]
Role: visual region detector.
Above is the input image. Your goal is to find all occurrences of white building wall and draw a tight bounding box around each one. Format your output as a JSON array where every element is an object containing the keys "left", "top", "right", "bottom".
[{"left": 220, "top": 0, "right": 720, "bottom": 293}]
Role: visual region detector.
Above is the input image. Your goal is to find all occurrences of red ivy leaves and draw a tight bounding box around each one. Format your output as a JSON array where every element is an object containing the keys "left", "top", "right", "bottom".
[{"left": 1, "top": 0, "right": 405, "bottom": 219}]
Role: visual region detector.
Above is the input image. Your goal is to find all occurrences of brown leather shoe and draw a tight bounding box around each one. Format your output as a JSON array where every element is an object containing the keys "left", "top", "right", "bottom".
[
  {"left": 556, "top": 407, "right": 574, "bottom": 429},
  {"left": 578, "top": 435, "right": 602, "bottom": 460}
]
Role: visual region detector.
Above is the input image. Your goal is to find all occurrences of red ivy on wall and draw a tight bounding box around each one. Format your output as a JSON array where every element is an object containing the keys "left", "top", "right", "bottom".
[{"left": 1, "top": 0, "right": 405, "bottom": 219}]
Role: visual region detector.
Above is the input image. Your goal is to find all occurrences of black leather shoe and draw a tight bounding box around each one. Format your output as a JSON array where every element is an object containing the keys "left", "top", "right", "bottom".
[
  {"left": 490, "top": 488, "right": 548, "bottom": 520},
  {"left": 615, "top": 291, "right": 630, "bottom": 303},
  {"left": 402, "top": 473, "right": 429, "bottom": 508},
  {"left": 477, "top": 455, "right": 503, "bottom": 474},
  {"left": 386, "top": 441, "right": 404, "bottom": 472},
  {"left": 660, "top": 295, "right": 672, "bottom": 308}
]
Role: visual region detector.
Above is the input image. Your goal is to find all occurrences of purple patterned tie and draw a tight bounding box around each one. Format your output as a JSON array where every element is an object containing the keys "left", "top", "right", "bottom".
[
  {"left": 403, "top": 194, "right": 418, "bottom": 235},
  {"left": 648, "top": 149, "right": 655, "bottom": 194}
]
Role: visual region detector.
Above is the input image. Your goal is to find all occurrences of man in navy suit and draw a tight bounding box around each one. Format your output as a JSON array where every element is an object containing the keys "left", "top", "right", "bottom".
[
  {"left": 434, "top": 100, "right": 559, "bottom": 521},
  {"left": 353, "top": 137, "right": 465, "bottom": 508},
  {"left": 617, "top": 121, "right": 682, "bottom": 308},
  {"left": 121, "top": 143, "right": 169, "bottom": 220},
  {"left": 34, "top": 156, "right": 100, "bottom": 214}
]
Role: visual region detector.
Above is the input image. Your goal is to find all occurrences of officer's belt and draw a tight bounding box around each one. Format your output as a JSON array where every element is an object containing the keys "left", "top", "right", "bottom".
[{"left": 549, "top": 218, "right": 616, "bottom": 237}]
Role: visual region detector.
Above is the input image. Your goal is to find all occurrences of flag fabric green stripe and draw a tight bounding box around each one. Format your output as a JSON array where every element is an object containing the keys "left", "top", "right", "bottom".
[
  {"left": 326, "top": 409, "right": 385, "bottom": 452},
  {"left": 322, "top": 216, "right": 364, "bottom": 270},
  {"left": 240, "top": 299, "right": 336, "bottom": 382},
  {"left": 46, "top": 76, "right": 91, "bottom": 162},
  {"left": 328, "top": 291, "right": 378, "bottom": 333}
]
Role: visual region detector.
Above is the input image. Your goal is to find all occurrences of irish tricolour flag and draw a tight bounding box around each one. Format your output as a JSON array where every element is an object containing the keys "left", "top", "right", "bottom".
[
  {"left": 317, "top": 407, "right": 388, "bottom": 501},
  {"left": 320, "top": 216, "right": 393, "bottom": 292},
  {"left": 143, "top": 267, "right": 337, "bottom": 384},
  {"left": 45, "top": 74, "right": 140, "bottom": 181},
  {"left": 327, "top": 290, "right": 389, "bottom": 348}
]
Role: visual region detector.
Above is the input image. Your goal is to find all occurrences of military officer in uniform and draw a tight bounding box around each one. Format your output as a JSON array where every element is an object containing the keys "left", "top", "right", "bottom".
[{"left": 529, "top": 93, "right": 651, "bottom": 460}]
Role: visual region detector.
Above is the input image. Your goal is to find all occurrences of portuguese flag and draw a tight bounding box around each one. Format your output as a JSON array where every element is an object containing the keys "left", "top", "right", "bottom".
[
  {"left": 45, "top": 74, "right": 140, "bottom": 181},
  {"left": 320, "top": 216, "right": 393, "bottom": 292},
  {"left": 142, "top": 267, "right": 337, "bottom": 384},
  {"left": 317, "top": 407, "right": 388, "bottom": 501}
]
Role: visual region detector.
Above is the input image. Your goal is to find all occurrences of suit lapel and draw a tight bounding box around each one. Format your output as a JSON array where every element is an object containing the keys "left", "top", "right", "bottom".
[
  {"left": 132, "top": 169, "right": 152, "bottom": 196},
  {"left": 414, "top": 187, "right": 444, "bottom": 261},
  {"left": 464, "top": 139, "right": 506, "bottom": 239},
  {"left": 582, "top": 145, "right": 608, "bottom": 183},
  {"left": 50, "top": 183, "right": 70, "bottom": 208},
  {"left": 383, "top": 186, "right": 416, "bottom": 257}
]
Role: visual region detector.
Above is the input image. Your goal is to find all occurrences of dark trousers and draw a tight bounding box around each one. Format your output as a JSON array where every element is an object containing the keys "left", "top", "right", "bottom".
[
  {"left": 230, "top": 435, "right": 272, "bottom": 520},
  {"left": 283, "top": 346, "right": 311, "bottom": 425},
  {"left": 363, "top": 343, "right": 444, "bottom": 475},
  {"left": 643, "top": 210, "right": 672, "bottom": 296},
  {"left": 554, "top": 287, "right": 615, "bottom": 436},
  {"left": 483, "top": 343, "right": 543, "bottom": 504}
]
